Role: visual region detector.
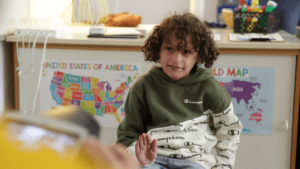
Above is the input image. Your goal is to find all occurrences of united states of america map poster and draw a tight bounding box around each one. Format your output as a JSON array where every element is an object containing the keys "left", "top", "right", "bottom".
[{"left": 40, "top": 60, "right": 142, "bottom": 128}]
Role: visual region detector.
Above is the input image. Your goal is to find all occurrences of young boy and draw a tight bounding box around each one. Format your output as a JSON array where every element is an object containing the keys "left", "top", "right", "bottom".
[{"left": 117, "top": 13, "right": 243, "bottom": 169}]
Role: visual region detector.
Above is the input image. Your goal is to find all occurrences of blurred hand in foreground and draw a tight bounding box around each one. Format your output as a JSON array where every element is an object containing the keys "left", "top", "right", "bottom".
[{"left": 81, "top": 138, "right": 140, "bottom": 169}]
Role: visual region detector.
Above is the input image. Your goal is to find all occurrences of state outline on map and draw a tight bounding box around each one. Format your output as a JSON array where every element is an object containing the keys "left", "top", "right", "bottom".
[{"left": 50, "top": 71, "right": 135, "bottom": 123}]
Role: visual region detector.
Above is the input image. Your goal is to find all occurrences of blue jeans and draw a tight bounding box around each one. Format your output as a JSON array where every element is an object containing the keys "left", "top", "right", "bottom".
[{"left": 142, "top": 155, "right": 206, "bottom": 169}]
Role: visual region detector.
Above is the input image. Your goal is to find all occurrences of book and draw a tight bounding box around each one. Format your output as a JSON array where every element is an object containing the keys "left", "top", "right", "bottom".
[
  {"left": 87, "top": 34, "right": 141, "bottom": 39},
  {"left": 88, "top": 27, "right": 143, "bottom": 39}
]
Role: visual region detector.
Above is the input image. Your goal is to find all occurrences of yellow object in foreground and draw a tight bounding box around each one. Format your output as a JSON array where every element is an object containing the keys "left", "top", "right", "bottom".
[
  {"left": 0, "top": 116, "right": 112, "bottom": 169},
  {"left": 0, "top": 125, "right": 86, "bottom": 168}
]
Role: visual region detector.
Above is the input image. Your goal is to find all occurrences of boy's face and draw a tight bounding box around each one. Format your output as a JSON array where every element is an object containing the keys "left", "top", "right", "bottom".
[{"left": 159, "top": 33, "right": 198, "bottom": 81}]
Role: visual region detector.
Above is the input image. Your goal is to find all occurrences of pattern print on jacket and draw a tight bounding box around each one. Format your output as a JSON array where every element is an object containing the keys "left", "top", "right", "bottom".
[{"left": 126, "top": 102, "right": 242, "bottom": 169}]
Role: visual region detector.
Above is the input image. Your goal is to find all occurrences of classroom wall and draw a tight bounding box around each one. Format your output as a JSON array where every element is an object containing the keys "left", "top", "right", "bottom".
[
  {"left": 112, "top": 0, "right": 190, "bottom": 24},
  {"left": 27, "top": 0, "right": 232, "bottom": 25},
  {"left": 0, "top": 0, "right": 28, "bottom": 114},
  {"left": 29, "top": 0, "right": 190, "bottom": 25},
  {"left": 107, "top": 0, "right": 218, "bottom": 23},
  {"left": 0, "top": 0, "right": 28, "bottom": 35},
  {"left": 191, "top": 0, "right": 218, "bottom": 22},
  {"left": 204, "top": 0, "right": 218, "bottom": 22},
  {"left": 29, "top": 0, "right": 71, "bottom": 19}
]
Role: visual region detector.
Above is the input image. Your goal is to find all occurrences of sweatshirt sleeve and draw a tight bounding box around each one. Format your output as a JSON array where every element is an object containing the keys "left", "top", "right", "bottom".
[
  {"left": 117, "top": 89, "right": 147, "bottom": 147},
  {"left": 210, "top": 84, "right": 243, "bottom": 169},
  {"left": 117, "top": 87, "right": 155, "bottom": 167}
]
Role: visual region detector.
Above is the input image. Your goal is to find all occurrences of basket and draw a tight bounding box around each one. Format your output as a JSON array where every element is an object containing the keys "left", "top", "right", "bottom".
[{"left": 233, "top": 10, "right": 280, "bottom": 34}]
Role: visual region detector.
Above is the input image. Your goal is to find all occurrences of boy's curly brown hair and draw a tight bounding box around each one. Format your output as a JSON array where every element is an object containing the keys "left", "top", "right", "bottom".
[{"left": 142, "top": 12, "right": 219, "bottom": 68}]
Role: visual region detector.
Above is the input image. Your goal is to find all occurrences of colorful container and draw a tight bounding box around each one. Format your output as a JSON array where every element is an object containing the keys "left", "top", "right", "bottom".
[{"left": 233, "top": 10, "right": 280, "bottom": 34}]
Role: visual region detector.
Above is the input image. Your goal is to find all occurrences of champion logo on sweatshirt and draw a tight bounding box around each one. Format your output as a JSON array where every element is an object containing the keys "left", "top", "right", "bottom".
[{"left": 184, "top": 99, "right": 203, "bottom": 104}]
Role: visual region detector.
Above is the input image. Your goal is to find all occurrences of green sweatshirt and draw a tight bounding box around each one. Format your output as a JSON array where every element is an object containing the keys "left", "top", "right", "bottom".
[{"left": 117, "top": 65, "right": 243, "bottom": 169}]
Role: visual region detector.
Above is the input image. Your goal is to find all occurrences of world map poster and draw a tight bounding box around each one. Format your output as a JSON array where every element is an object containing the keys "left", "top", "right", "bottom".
[
  {"left": 212, "top": 66, "right": 275, "bottom": 135},
  {"left": 39, "top": 60, "right": 142, "bottom": 128}
]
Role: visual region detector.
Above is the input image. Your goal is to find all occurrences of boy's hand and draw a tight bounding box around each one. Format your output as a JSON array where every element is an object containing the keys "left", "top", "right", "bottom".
[{"left": 135, "top": 133, "right": 157, "bottom": 166}]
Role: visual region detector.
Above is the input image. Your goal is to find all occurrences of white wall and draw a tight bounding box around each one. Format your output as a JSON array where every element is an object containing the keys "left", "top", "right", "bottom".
[
  {"left": 190, "top": 0, "right": 218, "bottom": 22},
  {"left": 204, "top": 0, "right": 218, "bottom": 22},
  {"left": 113, "top": 0, "right": 190, "bottom": 24},
  {"left": 110, "top": 0, "right": 218, "bottom": 24},
  {"left": 0, "top": 0, "right": 28, "bottom": 114},
  {"left": 28, "top": 0, "right": 219, "bottom": 24},
  {"left": 29, "top": 0, "right": 72, "bottom": 19},
  {"left": 0, "top": 0, "right": 29, "bottom": 35},
  {"left": 29, "top": 0, "right": 190, "bottom": 25}
]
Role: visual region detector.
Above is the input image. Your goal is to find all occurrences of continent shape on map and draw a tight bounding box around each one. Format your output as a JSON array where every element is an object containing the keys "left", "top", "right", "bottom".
[
  {"left": 50, "top": 71, "right": 133, "bottom": 123},
  {"left": 220, "top": 80, "right": 261, "bottom": 105},
  {"left": 249, "top": 113, "right": 263, "bottom": 123},
  {"left": 219, "top": 80, "right": 264, "bottom": 126},
  {"left": 249, "top": 109, "right": 263, "bottom": 124}
]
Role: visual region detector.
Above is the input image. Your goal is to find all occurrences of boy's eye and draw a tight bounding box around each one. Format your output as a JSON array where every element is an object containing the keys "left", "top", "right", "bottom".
[
  {"left": 183, "top": 50, "right": 191, "bottom": 54},
  {"left": 166, "top": 47, "right": 173, "bottom": 51}
]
